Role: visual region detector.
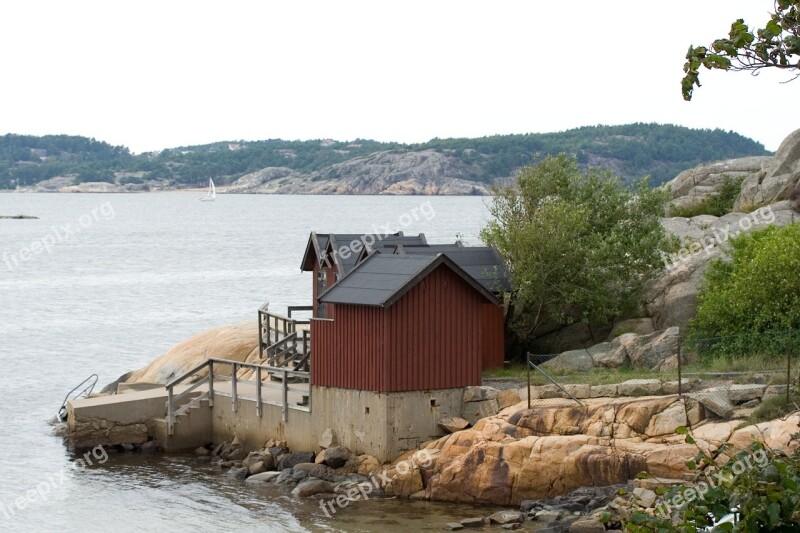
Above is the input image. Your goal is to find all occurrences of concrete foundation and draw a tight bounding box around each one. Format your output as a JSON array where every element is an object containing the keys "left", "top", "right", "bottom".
[
  {"left": 69, "top": 384, "right": 464, "bottom": 462},
  {"left": 309, "top": 386, "right": 463, "bottom": 461}
]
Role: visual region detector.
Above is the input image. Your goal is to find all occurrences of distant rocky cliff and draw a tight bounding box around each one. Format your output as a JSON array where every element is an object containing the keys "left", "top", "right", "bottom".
[{"left": 226, "top": 150, "right": 490, "bottom": 195}]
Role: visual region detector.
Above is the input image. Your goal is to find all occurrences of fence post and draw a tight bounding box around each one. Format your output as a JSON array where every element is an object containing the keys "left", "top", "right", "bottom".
[
  {"left": 526, "top": 352, "right": 531, "bottom": 409},
  {"left": 788, "top": 328, "right": 793, "bottom": 403},
  {"left": 678, "top": 336, "right": 683, "bottom": 398}
]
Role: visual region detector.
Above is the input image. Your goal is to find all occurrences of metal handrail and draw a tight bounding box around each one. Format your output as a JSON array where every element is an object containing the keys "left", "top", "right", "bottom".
[
  {"left": 165, "top": 357, "right": 310, "bottom": 435},
  {"left": 57, "top": 374, "right": 99, "bottom": 420}
]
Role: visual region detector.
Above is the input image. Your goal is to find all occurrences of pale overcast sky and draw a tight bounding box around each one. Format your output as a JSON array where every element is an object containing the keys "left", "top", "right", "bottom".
[{"left": 1, "top": 1, "right": 797, "bottom": 153}]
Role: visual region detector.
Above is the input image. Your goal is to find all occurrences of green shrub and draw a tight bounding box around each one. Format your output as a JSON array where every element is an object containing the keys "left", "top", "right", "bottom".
[
  {"left": 668, "top": 175, "right": 744, "bottom": 217},
  {"left": 690, "top": 223, "right": 800, "bottom": 357},
  {"left": 621, "top": 437, "right": 800, "bottom": 532}
]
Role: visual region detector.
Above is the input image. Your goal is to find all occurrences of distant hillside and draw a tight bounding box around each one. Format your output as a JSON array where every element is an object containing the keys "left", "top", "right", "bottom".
[{"left": 1, "top": 124, "right": 770, "bottom": 193}]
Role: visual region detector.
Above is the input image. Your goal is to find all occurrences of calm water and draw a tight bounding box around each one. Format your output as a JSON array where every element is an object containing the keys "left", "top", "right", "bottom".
[{"left": 0, "top": 193, "right": 496, "bottom": 532}]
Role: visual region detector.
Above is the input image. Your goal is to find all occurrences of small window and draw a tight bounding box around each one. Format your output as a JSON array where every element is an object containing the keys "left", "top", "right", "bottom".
[{"left": 364, "top": 407, "right": 370, "bottom": 415}]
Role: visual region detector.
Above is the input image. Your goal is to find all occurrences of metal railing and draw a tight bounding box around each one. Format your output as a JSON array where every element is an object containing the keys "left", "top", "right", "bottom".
[
  {"left": 165, "top": 357, "right": 310, "bottom": 435},
  {"left": 58, "top": 374, "right": 99, "bottom": 420}
]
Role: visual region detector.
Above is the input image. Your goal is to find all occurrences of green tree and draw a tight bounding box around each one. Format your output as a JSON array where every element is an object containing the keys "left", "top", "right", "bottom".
[
  {"left": 682, "top": 0, "right": 800, "bottom": 100},
  {"left": 480, "top": 154, "right": 669, "bottom": 340},
  {"left": 691, "top": 223, "right": 800, "bottom": 339}
]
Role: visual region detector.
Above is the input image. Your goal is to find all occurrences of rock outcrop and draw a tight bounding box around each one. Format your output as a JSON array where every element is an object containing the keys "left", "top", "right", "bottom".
[
  {"left": 394, "top": 396, "right": 800, "bottom": 506},
  {"left": 736, "top": 128, "right": 800, "bottom": 210},
  {"left": 226, "top": 150, "right": 490, "bottom": 195},
  {"left": 543, "top": 326, "right": 681, "bottom": 371},
  {"left": 120, "top": 321, "right": 260, "bottom": 386}
]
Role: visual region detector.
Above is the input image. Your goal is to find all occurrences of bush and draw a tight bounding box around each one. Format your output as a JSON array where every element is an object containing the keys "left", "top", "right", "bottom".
[
  {"left": 690, "top": 223, "right": 800, "bottom": 356},
  {"left": 669, "top": 175, "right": 744, "bottom": 217},
  {"left": 620, "top": 437, "right": 800, "bottom": 532}
]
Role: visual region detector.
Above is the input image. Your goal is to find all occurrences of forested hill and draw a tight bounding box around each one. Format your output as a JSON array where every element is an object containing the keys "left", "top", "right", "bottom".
[{"left": 0, "top": 124, "right": 769, "bottom": 193}]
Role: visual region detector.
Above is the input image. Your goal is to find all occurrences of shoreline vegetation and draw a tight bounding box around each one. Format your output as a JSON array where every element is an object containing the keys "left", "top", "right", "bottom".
[
  {"left": 2, "top": 124, "right": 769, "bottom": 194},
  {"left": 0, "top": 214, "right": 37, "bottom": 219}
]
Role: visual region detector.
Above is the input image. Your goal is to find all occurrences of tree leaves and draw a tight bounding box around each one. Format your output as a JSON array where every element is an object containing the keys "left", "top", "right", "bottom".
[
  {"left": 481, "top": 154, "right": 669, "bottom": 340},
  {"left": 682, "top": 1, "right": 800, "bottom": 100}
]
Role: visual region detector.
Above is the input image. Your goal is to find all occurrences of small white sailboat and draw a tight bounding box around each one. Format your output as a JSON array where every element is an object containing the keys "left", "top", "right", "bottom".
[{"left": 200, "top": 179, "right": 216, "bottom": 202}]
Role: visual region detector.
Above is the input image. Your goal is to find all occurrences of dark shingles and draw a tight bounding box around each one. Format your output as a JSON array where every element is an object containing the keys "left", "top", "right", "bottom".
[{"left": 319, "top": 253, "right": 499, "bottom": 307}]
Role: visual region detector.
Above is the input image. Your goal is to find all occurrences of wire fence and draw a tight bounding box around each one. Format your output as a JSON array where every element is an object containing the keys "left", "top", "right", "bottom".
[{"left": 517, "top": 329, "right": 799, "bottom": 415}]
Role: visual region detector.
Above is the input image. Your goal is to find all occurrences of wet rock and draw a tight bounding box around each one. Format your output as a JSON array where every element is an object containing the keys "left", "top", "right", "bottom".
[
  {"left": 226, "top": 466, "right": 248, "bottom": 480},
  {"left": 246, "top": 471, "right": 281, "bottom": 483},
  {"left": 459, "top": 517, "right": 485, "bottom": 527},
  {"left": 294, "top": 462, "right": 331, "bottom": 479},
  {"left": 227, "top": 448, "right": 244, "bottom": 461},
  {"left": 533, "top": 509, "right": 561, "bottom": 522},
  {"left": 248, "top": 461, "right": 267, "bottom": 475},
  {"left": 488, "top": 510, "right": 523, "bottom": 524},
  {"left": 569, "top": 518, "right": 606, "bottom": 532},
  {"left": 322, "top": 447, "right": 351, "bottom": 469},
  {"left": 275, "top": 468, "right": 295, "bottom": 484},
  {"left": 195, "top": 446, "right": 210, "bottom": 456},
  {"left": 278, "top": 451, "right": 316, "bottom": 470},
  {"left": 519, "top": 500, "right": 537, "bottom": 513},
  {"left": 443, "top": 523, "right": 464, "bottom": 531},
  {"left": 292, "top": 478, "right": 334, "bottom": 497}
]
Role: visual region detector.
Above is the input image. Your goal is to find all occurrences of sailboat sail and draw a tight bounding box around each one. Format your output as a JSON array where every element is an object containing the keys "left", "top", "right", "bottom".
[{"left": 200, "top": 178, "right": 216, "bottom": 201}]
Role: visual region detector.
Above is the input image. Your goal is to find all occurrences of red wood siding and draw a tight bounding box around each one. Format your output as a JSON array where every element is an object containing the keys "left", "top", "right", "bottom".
[
  {"left": 311, "top": 264, "right": 498, "bottom": 392},
  {"left": 384, "top": 265, "right": 483, "bottom": 391},
  {"left": 480, "top": 302, "right": 505, "bottom": 370},
  {"left": 311, "top": 304, "right": 385, "bottom": 388}
]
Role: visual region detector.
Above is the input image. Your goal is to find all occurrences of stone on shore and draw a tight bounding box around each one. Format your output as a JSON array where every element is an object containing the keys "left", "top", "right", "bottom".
[{"left": 292, "top": 479, "right": 334, "bottom": 497}]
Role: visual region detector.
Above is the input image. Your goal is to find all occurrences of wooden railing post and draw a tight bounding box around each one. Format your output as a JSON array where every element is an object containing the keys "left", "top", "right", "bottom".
[
  {"left": 231, "top": 362, "right": 238, "bottom": 413},
  {"left": 257, "top": 311, "right": 264, "bottom": 361},
  {"left": 282, "top": 370, "right": 288, "bottom": 422},
  {"left": 208, "top": 360, "right": 214, "bottom": 407},
  {"left": 256, "top": 366, "right": 262, "bottom": 417},
  {"left": 167, "top": 386, "right": 174, "bottom": 435}
]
